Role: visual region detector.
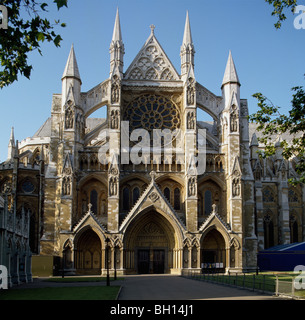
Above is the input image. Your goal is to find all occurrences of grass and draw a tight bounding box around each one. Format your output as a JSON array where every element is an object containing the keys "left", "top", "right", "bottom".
[
  {"left": 0, "top": 286, "right": 120, "bottom": 300},
  {"left": 0, "top": 276, "right": 123, "bottom": 300},
  {"left": 190, "top": 271, "right": 305, "bottom": 297}
]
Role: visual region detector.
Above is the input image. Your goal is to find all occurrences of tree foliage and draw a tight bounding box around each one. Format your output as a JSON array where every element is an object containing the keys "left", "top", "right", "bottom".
[
  {"left": 0, "top": 0, "right": 67, "bottom": 88},
  {"left": 265, "top": 0, "right": 298, "bottom": 29},
  {"left": 250, "top": 0, "right": 305, "bottom": 184},
  {"left": 249, "top": 88, "right": 305, "bottom": 185}
]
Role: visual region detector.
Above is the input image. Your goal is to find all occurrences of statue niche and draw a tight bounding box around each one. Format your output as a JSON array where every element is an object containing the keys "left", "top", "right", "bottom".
[
  {"left": 62, "top": 176, "right": 71, "bottom": 196},
  {"left": 65, "top": 104, "right": 74, "bottom": 130},
  {"left": 230, "top": 106, "right": 238, "bottom": 133},
  {"left": 187, "top": 111, "right": 195, "bottom": 130},
  {"left": 187, "top": 78, "right": 195, "bottom": 106},
  {"left": 111, "top": 75, "right": 121, "bottom": 104}
]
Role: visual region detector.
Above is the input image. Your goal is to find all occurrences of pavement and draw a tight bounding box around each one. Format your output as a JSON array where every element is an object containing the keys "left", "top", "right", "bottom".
[
  {"left": 117, "top": 274, "right": 283, "bottom": 300},
  {"left": 10, "top": 274, "right": 284, "bottom": 300}
]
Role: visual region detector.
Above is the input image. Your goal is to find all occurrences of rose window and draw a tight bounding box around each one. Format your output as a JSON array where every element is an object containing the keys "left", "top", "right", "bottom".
[{"left": 124, "top": 94, "right": 181, "bottom": 132}]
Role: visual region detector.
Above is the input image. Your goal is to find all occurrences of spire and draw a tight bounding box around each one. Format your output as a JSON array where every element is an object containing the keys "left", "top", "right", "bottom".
[
  {"left": 62, "top": 44, "right": 81, "bottom": 83},
  {"left": 250, "top": 133, "right": 259, "bottom": 147},
  {"left": 222, "top": 50, "right": 240, "bottom": 88},
  {"left": 181, "top": 11, "right": 195, "bottom": 79},
  {"left": 182, "top": 11, "right": 193, "bottom": 47},
  {"left": 7, "top": 127, "right": 15, "bottom": 160},
  {"left": 112, "top": 7, "right": 122, "bottom": 43},
  {"left": 110, "top": 8, "right": 124, "bottom": 77}
]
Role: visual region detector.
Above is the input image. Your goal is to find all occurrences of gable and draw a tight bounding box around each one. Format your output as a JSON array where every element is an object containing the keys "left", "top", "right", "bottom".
[
  {"left": 124, "top": 32, "right": 180, "bottom": 81},
  {"left": 119, "top": 179, "right": 186, "bottom": 234}
]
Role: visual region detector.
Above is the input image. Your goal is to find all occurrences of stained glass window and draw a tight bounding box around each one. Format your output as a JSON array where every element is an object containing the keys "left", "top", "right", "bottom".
[
  {"left": 204, "top": 190, "right": 212, "bottom": 215},
  {"left": 164, "top": 187, "right": 170, "bottom": 202},
  {"left": 123, "top": 94, "right": 181, "bottom": 134},
  {"left": 133, "top": 187, "right": 140, "bottom": 205},
  {"left": 123, "top": 187, "right": 130, "bottom": 211},
  {"left": 288, "top": 189, "right": 299, "bottom": 203},
  {"left": 22, "top": 180, "right": 35, "bottom": 193},
  {"left": 90, "top": 190, "right": 98, "bottom": 214},
  {"left": 174, "top": 188, "right": 180, "bottom": 210},
  {"left": 263, "top": 188, "right": 274, "bottom": 202}
]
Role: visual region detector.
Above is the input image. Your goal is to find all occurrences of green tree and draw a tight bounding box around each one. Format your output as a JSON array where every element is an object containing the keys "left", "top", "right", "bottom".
[
  {"left": 249, "top": 0, "right": 305, "bottom": 185},
  {"left": 265, "top": 0, "right": 298, "bottom": 29},
  {"left": 0, "top": 0, "right": 67, "bottom": 88}
]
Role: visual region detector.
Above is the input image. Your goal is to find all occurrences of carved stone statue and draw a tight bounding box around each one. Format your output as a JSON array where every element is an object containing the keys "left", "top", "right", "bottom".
[
  {"left": 230, "top": 110, "right": 238, "bottom": 132},
  {"left": 62, "top": 176, "right": 71, "bottom": 196},
  {"left": 232, "top": 177, "right": 240, "bottom": 197},
  {"left": 65, "top": 107, "right": 74, "bottom": 129},
  {"left": 111, "top": 76, "right": 121, "bottom": 104},
  {"left": 187, "top": 111, "right": 195, "bottom": 130},
  {"left": 111, "top": 110, "right": 119, "bottom": 129},
  {"left": 187, "top": 78, "right": 195, "bottom": 106},
  {"left": 188, "top": 177, "right": 196, "bottom": 197},
  {"left": 109, "top": 176, "right": 118, "bottom": 196}
]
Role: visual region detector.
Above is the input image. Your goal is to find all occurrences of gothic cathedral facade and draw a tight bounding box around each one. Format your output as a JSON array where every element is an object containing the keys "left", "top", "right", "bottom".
[{"left": 1, "top": 10, "right": 304, "bottom": 276}]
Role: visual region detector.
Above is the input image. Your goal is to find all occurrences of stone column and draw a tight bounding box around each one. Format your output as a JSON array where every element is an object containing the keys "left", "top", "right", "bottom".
[{"left": 188, "top": 246, "right": 192, "bottom": 269}]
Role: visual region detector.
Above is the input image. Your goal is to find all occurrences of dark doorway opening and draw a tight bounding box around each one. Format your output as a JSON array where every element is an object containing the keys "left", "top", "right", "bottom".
[
  {"left": 137, "top": 249, "right": 165, "bottom": 274},
  {"left": 138, "top": 250, "right": 150, "bottom": 274},
  {"left": 153, "top": 250, "right": 165, "bottom": 274}
]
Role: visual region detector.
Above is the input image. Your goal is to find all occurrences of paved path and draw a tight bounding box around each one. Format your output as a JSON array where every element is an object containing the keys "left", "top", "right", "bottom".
[
  {"left": 11, "top": 275, "right": 284, "bottom": 300},
  {"left": 118, "top": 275, "right": 282, "bottom": 300}
]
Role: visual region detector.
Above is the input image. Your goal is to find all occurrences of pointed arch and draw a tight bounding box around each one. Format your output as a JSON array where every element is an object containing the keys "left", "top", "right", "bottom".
[{"left": 74, "top": 227, "right": 103, "bottom": 275}]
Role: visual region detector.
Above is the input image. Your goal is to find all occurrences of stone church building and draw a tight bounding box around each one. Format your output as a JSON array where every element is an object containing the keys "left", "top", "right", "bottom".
[{"left": 1, "top": 10, "right": 304, "bottom": 277}]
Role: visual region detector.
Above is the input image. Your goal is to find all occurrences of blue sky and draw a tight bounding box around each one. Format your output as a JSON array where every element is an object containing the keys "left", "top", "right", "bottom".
[{"left": 1, "top": 0, "right": 305, "bottom": 161}]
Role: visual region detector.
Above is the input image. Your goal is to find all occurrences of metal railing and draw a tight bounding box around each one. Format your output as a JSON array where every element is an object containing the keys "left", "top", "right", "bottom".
[{"left": 182, "top": 270, "right": 305, "bottom": 299}]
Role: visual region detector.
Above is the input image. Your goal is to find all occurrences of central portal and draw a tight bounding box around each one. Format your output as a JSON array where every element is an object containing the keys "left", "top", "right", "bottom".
[
  {"left": 124, "top": 210, "right": 177, "bottom": 274},
  {"left": 137, "top": 249, "right": 165, "bottom": 274}
]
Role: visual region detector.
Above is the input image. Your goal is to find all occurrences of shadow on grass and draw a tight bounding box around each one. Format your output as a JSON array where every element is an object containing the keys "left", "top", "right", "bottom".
[{"left": 0, "top": 286, "right": 121, "bottom": 300}]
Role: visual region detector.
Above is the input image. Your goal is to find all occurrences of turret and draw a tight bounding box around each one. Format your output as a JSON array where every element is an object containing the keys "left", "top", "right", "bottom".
[
  {"left": 61, "top": 44, "right": 82, "bottom": 109},
  {"left": 221, "top": 50, "right": 240, "bottom": 108}
]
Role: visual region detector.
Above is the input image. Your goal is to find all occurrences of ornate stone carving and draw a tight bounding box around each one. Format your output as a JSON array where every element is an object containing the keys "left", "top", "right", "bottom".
[
  {"left": 149, "top": 192, "right": 159, "bottom": 203},
  {"left": 109, "top": 176, "right": 118, "bottom": 196},
  {"left": 125, "top": 36, "right": 179, "bottom": 81},
  {"left": 143, "top": 222, "right": 164, "bottom": 235},
  {"left": 110, "top": 167, "right": 118, "bottom": 176},
  {"left": 62, "top": 176, "right": 71, "bottom": 196},
  {"left": 187, "top": 78, "right": 195, "bottom": 106},
  {"left": 230, "top": 106, "right": 238, "bottom": 132},
  {"left": 111, "top": 75, "right": 121, "bottom": 104},
  {"left": 232, "top": 177, "right": 240, "bottom": 197},
  {"left": 123, "top": 94, "right": 181, "bottom": 132},
  {"left": 188, "top": 177, "right": 196, "bottom": 197},
  {"left": 187, "top": 110, "right": 195, "bottom": 130},
  {"left": 65, "top": 106, "right": 74, "bottom": 129},
  {"left": 110, "top": 109, "right": 120, "bottom": 129}
]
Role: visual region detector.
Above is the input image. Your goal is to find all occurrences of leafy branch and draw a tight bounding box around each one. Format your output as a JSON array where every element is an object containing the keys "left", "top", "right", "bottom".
[
  {"left": 265, "top": 0, "right": 298, "bottom": 28},
  {"left": 0, "top": 0, "right": 68, "bottom": 88},
  {"left": 249, "top": 87, "right": 305, "bottom": 184}
]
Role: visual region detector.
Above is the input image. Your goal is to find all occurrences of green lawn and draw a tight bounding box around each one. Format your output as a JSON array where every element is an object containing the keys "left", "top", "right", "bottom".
[
  {"left": 191, "top": 272, "right": 305, "bottom": 298},
  {"left": 0, "top": 286, "right": 120, "bottom": 300}
]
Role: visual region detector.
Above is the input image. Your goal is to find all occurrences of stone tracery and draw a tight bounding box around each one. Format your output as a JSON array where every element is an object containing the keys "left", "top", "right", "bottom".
[{"left": 123, "top": 94, "right": 181, "bottom": 132}]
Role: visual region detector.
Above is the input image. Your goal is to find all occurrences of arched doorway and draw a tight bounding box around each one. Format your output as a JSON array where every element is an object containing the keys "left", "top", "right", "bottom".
[
  {"left": 75, "top": 229, "right": 102, "bottom": 275},
  {"left": 201, "top": 229, "right": 226, "bottom": 272},
  {"left": 124, "top": 210, "right": 177, "bottom": 274}
]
